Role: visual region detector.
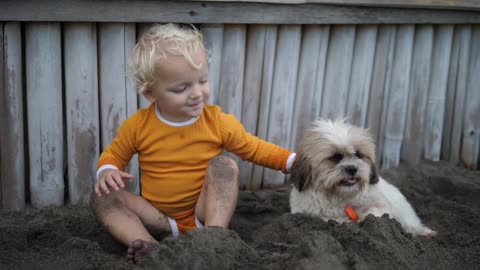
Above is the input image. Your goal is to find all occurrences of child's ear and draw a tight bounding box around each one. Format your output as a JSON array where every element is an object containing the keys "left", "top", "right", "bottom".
[{"left": 142, "top": 89, "right": 156, "bottom": 103}]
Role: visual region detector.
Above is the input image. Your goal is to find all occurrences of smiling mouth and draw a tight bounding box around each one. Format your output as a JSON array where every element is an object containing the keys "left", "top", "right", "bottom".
[
  {"left": 338, "top": 177, "right": 359, "bottom": 186},
  {"left": 188, "top": 101, "right": 203, "bottom": 107}
]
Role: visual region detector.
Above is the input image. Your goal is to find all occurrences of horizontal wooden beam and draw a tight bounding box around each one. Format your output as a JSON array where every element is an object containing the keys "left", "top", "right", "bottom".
[
  {"left": 186, "top": 0, "right": 480, "bottom": 11},
  {"left": 0, "top": 0, "right": 479, "bottom": 24}
]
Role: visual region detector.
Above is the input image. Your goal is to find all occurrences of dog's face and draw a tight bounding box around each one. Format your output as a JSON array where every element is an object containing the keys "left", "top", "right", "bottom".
[{"left": 291, "top": 119, "right": 379, "bottom": 199}]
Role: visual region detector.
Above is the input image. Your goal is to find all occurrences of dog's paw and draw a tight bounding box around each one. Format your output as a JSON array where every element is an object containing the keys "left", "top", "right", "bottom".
[
  {"left": 410, "top": 225, "right": 437, "bottom": 237},
  {"left": 422, "top": 227, "right": 438, "bottom": 237}
]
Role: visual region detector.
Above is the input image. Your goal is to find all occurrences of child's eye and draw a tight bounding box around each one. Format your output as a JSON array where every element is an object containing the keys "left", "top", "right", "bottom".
[
  {"left": 171, "top": 86, "right": 187, "bottom": 93},
  {"left": 199, "top": 79, "right": 208, "bottom": 85}
]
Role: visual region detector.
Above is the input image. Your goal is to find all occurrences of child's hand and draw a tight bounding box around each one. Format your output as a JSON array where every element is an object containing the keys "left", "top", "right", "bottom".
[{"left": 95, "top": 169, "right": 134, "bottom": 197}]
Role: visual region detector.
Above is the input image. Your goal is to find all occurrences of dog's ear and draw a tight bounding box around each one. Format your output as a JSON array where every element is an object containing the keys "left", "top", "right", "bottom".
[
  {"left": 369, "top": 162, "right": 379, "bottom": 184},
  {"left": 289, "top": 154, "right": 313, "bottom": 192}
]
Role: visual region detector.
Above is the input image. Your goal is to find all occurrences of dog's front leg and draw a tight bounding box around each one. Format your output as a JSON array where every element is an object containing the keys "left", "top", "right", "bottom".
[{"left": 357, "top": 205, "right": 386, "bottom": 221}]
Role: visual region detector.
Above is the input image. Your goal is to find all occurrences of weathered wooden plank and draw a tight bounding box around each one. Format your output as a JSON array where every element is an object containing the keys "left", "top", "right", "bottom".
[
  {"left": 216, "top": 25, "right": 248, "bottom": 187},
  {"left": 217, "top": 25, "right": 245, "bottom": 118},
  {"left": 290, "top": 25, "right": 329, "bottom": 151},
  {"left": 321, "top": 25, "right": 355, "bottom": 119},
  {"left": 201, "top": 24, "right": 223, "bottom": 105},
  {"left": 64, "top": 23, "right": 100, "bottom": 205},
  {"left": 443, "top": 25, "right": 472, "bottom": 165},
  {"left": 242, "top": 25, "right": 267, "bottom": 190},
  {"left": 25, "top": 22, "right": 64, "bottom": 207},
  {"left": 381, "top": 25, "right": 414, "bottom": 170},
  {"left": 311, "top": 26, "right": 330, "bottom": 120},
  {"left": 0, "top": 23, "right": 26, "bottom": 210},
  {"left": 98, "top": 23, "right": 140, "bottom": 194},
  {"left": 197, "top": 0, "right": 480, "bottom": 10},
  {"left": 461, "top": 25, "right": 480, "bottom": 169},
  {"left": 346, "top": 25, "right": 377, "bottom": 127},
  {"left": 250, "top": 25, "right": 277, "bottom": 190},
  {"left": 124, "top": 24, "right": 141, "bottom": 194},
  {"left": 0, "top": 23, "right": 3, "bottom": 209},
  {"left": 367, "top": 25, "right": 395, "bottom": 162},
  {"left": 1, "top": 0, "right": 480, "bottom": 24},
  {"left": 424, "top": 25, "right": 454, "bottom": 161},
  {"left": 401, "top": 25, "right": 433, "bottom": 164},
  {"left": 263, "top": 25, "right": 301, "bottom": 187},
  {"left": 136, "top": 23, "right": 155, "bottom": 110}
]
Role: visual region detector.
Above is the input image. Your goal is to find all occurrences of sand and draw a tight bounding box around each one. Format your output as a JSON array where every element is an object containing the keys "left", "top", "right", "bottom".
[{"left": 1, "top": 160, "right": 479, "bottom": 270}]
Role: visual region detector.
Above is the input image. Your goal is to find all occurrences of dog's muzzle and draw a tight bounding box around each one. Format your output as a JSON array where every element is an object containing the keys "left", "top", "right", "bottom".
[
  {"left": 344, "top": 165, "right": 358, "bottom": 176},
  {"left": 339, "top": 165, "right": 359, "bottom": 186}
]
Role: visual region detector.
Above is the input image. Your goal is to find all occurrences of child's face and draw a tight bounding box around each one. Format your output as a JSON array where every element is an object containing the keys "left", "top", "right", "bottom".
[{"left": 145, "top": 48, "right": 210, "bottom": 122}]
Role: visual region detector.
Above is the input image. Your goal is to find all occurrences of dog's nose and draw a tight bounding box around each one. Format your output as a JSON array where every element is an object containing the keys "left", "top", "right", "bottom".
[{"left": 344, "top": 165, "right": 358, "bottom": 176}]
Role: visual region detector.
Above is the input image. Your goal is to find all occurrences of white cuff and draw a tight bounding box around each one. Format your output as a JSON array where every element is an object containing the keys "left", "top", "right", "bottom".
[
  {"left": 195, "top": 216, "right": 204, "bottom": 229},
  {"left": 168, "top": 217, "right": 179, "bottom": 238},
  {"left": 286, "top": 153, "right": 296, "bottom": 173},
  {"left": 96, "top": 164, "right": 119, "bottom": 181}
]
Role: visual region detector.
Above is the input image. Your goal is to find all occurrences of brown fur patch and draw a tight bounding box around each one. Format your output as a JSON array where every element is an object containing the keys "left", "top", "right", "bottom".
[
  {"left": 290, "top": 153, "right": 313, "bottom": 192},
  {"left": 368, "top": 158, "right": 379, "bottom": 184}
]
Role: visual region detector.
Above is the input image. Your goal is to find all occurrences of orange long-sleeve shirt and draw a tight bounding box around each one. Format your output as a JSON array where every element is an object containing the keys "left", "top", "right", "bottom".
[{"left": 97, "top": 103, "right": 293, "bottom": 220}]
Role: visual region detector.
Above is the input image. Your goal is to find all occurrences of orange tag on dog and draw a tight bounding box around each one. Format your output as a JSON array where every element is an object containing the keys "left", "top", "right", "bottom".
[{"left": 344, "top": 205, "right": 359, "bottom": 222}]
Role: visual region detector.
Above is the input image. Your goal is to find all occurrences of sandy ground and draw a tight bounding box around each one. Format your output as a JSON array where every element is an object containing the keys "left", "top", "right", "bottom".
[{"left": 1, "top": 160, "right": 479, "bottom": 270}]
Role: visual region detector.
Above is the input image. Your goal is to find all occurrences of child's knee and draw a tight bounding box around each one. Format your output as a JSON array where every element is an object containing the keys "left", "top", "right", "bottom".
[
  {"left": 206, "top": 156, "right": 239, "bottom": 183},
  {"left": 90, "top": 191, "right": 125, "bottom": 214}
]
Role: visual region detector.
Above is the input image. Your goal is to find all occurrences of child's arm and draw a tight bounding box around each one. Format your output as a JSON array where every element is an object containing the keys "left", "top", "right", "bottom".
[
  {"left": 95, "top": 116, "right": 138, "bottom": 195},
  {"left": 219, "top": 113, "right": 294, "bottom": 173}
]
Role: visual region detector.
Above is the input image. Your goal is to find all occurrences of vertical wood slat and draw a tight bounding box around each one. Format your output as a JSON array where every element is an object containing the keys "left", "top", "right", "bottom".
[
  {"left": 217, "top": 25, "right": 247, "bottom": 187},
  {"left": 201, "top": 24, "right": 224, "bottom": 106},
  {"left": 218, "top": 25, "right": 245, "bottom": 121},
  {"left": 424, "top": 25, "right": 454, "bottom": 161},
  {"left": 98, "top": 23, "right": 140, "bottom": 194},
  {"left": 443, "top": 25, "right": 472, "bottom": 165},
  {"left": 26, "top": 22, "right": 64, "bottom": 207},
  {"left": 461, "top": 25, "right": 480, "bottom": 169},
  {"left": 250, "top": 25, "right": 277, "bottom": 190},
  {"left": 290, "top": 25, "right": 328, "bottom": 151},
  {"left": 0, "top": 23, "right": 25, "bottom": 209},
  {"left": 321, "top": 25, "right": 355, "bottom": 119},
  {"left": 242, "top": 25, "right": 267, "bottom": 190},
  {"left": 367, "top": 25, "right": 395, "bottom": 162},
  {"left": 401, "top": 25, "right": 433, "bottom": 164},
  {"left": 124, "top": 24, "right": 141, "bottom": 194},
  {"left": 381, "top": 25, "right": 415, "bottom": 170},
  {"left": 64, "top": 23, "right": 100, "bottom": 204},
  {"left": 263, "top": 25, "right": 301, "bottom": 187},
  {"left": 136, "top": 23, "right": 155, "bottom": 109},
  {"left": 346, "top": 25, "right": 377, "bottom": 127},
  {"left": 0, "top": 23, "right": 3, "bottom": 208},
  {"left": 312, "top": 26, "right": 330, "bottom": 121}
]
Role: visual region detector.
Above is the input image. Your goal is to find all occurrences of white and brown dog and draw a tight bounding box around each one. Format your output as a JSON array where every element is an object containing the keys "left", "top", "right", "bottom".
[{"left": 289, "top": 119, "right": 436, "bottom": 236}]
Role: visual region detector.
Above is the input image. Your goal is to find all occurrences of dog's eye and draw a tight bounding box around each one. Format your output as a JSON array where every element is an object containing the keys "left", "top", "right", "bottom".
[
  {"left": 355, "top": 151, "right": 363, "bottom": 159},
  {"left": 329, "top": 153, "right": 343, "bottom": 163}
]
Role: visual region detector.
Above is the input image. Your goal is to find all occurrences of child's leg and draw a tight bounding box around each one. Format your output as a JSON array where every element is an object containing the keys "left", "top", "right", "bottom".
[
  {"left": 195, "top": 155, "right": 239, "bottom": 227},
  {"left": 91, "top": 189, "right": 171, "bottom": 246}
]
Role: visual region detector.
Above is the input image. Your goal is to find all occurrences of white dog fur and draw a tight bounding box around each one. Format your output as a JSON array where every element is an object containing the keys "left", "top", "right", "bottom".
[{"left": 289, "top": 118, "right": 436, "bottom": 237}]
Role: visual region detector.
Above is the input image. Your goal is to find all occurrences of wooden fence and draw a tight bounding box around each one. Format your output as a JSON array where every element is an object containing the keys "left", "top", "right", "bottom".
[{"left": 1, "top": 0, "right": 479, "bottom": 209}]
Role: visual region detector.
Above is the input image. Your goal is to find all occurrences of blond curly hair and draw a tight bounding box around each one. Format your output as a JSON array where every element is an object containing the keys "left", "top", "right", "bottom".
[{"left": 128, "top": 23, "right": 207, "bottom": 94}]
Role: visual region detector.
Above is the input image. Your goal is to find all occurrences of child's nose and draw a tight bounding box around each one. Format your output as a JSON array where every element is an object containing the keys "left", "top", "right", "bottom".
[{"left": 190, "top": 84, "right": 203, "bottom": 99}]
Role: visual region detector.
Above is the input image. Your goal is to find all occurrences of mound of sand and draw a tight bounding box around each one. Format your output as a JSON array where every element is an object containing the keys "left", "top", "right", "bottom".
[{"left": 1, "top": 161, "right": 479, "bottom": 270}]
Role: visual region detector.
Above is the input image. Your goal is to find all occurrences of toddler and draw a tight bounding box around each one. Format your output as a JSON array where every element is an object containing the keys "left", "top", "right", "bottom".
[{"left": 92, "top": 23, "right": 296, "bottom": 264}]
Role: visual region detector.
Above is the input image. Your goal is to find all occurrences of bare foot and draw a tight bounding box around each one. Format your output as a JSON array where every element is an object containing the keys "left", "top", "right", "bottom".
[{"left": 127, "top": 239, "right": 160, "bottom": 264}]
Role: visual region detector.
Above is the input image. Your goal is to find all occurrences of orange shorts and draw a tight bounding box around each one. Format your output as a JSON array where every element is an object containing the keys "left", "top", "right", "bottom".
[{"left": 167, "top": 209, "right": 204, "bottom": 237}]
